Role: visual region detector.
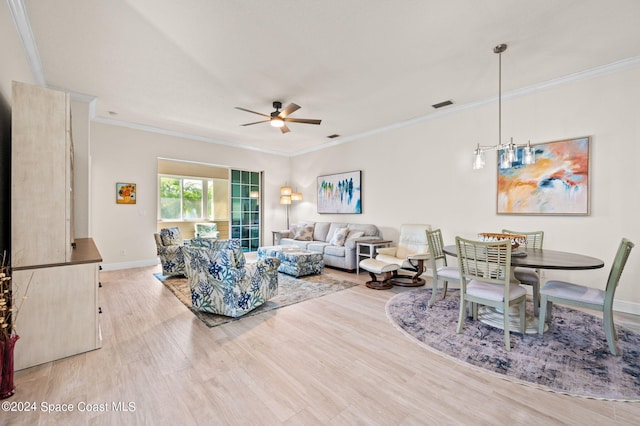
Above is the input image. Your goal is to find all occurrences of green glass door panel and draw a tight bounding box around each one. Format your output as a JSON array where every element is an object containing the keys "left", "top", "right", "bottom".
[{"left": 230, "top": 169, "right": 262, "bottom": 252}]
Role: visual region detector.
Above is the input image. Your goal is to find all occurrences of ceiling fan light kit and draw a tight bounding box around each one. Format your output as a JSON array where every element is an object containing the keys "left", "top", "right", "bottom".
[{"left": 236, "top": 101, "right": 322, "bottom": 134}]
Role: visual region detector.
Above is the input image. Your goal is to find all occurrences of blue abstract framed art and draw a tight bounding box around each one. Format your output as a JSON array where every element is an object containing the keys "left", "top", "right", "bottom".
[{"left": 317, "top": 170, "right": 362, "bottom": 214}]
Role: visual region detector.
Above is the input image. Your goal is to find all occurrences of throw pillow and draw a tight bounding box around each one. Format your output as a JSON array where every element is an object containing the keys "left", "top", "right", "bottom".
[
  {"left": 330, "top": 227, "right": 349, "bottom": 246},
  {"left": 294, "top": 224, "right": 314, "bottom": 241},
  {"left": 160, "top": 227, "right": 182, "bottom": 246},
  {"left": 347, "top": 230, "right": 364, "bottom": 240}
]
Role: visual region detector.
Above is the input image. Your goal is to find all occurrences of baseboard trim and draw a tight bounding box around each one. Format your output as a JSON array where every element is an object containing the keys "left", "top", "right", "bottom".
[
  {"left": 101, "top": 258, "right": 159, "bottom": 271},
  {"left": 614, "top": 300, "right": 640, "bottom": 316}
]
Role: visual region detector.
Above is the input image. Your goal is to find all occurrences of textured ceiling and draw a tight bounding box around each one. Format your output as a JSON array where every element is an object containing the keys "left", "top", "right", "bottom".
[{"left": 13, "top": 0, "right": 640, "bottom": 155}]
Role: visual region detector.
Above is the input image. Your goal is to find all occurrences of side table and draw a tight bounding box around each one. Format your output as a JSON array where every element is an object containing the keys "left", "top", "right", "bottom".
[
  {"left": 356, "top": 240, "right": 392, "bottom": 274},
  {"left": 271, "top": 230, "right": 289, "bottom": 245}
]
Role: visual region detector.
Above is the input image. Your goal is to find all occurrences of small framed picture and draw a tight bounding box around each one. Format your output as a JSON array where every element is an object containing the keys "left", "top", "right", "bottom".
[{"left": 116, "top": 183, "right": 136, "bottom": 204}]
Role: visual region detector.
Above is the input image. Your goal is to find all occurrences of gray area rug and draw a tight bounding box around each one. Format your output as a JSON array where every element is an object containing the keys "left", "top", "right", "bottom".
[
  {"left": 154, "top": 272, "right": 359, "bottom": 327},
  {"left": 386, "top": 288, "right": 640, "bottom": 401}
]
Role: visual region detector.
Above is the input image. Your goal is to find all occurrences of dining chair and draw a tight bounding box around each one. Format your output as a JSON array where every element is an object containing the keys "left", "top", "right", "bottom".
[
  {"left": 455, "top": 237, "right": 527, "bottom": 351},
  {"left": 502, "top": 229, "right": 544, "bottom": 316},
  {"left": 538, "top": 238, "right": 634, "bottom": 355},
  {"left": 426, "top": 229, "right": 460, "bottom": 307}
]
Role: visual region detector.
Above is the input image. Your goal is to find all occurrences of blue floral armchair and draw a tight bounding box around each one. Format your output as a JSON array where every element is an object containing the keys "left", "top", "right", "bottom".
[
  {"left": 182, "top": 239, "right": 280, "bottom": 317},
  {"left": 154, "top": 227, "right": 186, "bottom": 276}
]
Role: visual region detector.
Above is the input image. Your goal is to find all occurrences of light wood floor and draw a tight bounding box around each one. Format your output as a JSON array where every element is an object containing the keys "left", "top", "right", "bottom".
[{"left": 6, "top": 264, "right": 640, "bottom": 425}]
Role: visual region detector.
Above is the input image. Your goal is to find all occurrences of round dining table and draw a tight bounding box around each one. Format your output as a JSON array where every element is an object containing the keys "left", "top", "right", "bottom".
[
  {"left": 442, "top": 245, "right": 605, "bottom": 334},
  {"left": 442, "top": 245, "right": 605, "bottom": 270}
]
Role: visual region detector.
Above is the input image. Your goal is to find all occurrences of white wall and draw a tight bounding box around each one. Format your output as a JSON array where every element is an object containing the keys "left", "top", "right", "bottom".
[
  {"left": 70, "top": 98, "right": 92, "bottom": 238},
  {"left": 87, "top": 63, "right": 639, "bottom": 310},
  {"left": 289, "top": 65, "right": 640, "bottom": 310},
  {"left": 90, "top": 122, "right": 290, "bottom": 269}
]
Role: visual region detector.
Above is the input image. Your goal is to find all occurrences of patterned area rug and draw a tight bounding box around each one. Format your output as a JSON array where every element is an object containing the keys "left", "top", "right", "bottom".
[
  {"left": 386, "top": 288, "right": 640, "bottom": 401},
  {"left": 154, "top": 272, "right": 359, "bottom": 327}
]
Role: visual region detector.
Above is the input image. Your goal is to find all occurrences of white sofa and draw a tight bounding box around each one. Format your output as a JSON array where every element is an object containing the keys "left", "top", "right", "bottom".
[{"left": 276, "top": 221, "right": 382, "bottom": 271}]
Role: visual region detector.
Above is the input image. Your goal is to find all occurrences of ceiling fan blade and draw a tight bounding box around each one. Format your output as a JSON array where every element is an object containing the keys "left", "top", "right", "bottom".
[
  {"left": 235, "top": 106, "right": 270, "bottom": 118},
  {"left": 283, "top": 117, "right": 322, "bottom": 125},
  {"left": 241, "top": 120, "right": 270, "bottom": 126},
  {"left": 278, "top": 103, "right": 301, "bottom": 118},
  {"left": 280, "top": 125, "right": 291, "bottom": 134}
]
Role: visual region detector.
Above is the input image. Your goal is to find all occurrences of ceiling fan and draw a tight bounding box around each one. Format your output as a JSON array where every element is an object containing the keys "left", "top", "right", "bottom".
[{"left": 235, "top": 101, "right": 322, "bottom": 134}]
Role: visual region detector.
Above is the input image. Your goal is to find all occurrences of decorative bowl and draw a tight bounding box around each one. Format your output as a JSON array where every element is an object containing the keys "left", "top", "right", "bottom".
[{"left": 478, "top": 232, "right": 527, "bottom": 249}]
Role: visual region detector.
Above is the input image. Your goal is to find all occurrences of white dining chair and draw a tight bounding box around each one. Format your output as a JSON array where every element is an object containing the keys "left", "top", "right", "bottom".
[
  {"left": 502, "top": 229, "right": 544, "bottom": 316},
  {"left": 538, "top": 238, "right": 634, "bottom": 355},
  {"left": 426, "top": 229, "right": 460, "bottom": 307},
  {"left": 456, "top": 236, "right": 527, "bottom": 351}
]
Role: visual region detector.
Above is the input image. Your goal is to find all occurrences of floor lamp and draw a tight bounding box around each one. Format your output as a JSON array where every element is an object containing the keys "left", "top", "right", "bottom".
[
  {"left": 280, "top": 185, "right": 302, "bottom": 230},
  {"left": 280, "top": 194, "right": 291, "bottom": 230}
]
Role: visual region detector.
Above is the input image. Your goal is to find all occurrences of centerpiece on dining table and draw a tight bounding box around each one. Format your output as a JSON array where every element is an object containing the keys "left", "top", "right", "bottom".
[{"left": 478, "top": 233, "right": 528, "bottom": 256}]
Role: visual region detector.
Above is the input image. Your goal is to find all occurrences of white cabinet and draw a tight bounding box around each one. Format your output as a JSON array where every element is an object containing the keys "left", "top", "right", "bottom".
[
  {"left": 12, "top": 240, "right": 102, "bottom": 371},
  {"left": 11, "top": 81, "right": 73, "bottom": 267},
  {"left": 11, "top": 81, "right": 102, "bottom": 370}
]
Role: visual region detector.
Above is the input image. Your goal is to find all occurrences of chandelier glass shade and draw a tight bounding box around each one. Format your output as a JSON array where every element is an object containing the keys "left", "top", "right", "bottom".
[{"left": 473, "top": 44, "right": 536, "bottom": 170}]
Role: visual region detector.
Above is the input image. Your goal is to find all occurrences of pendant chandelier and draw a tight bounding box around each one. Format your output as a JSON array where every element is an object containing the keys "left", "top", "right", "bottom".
[{"left": 473, "top": 44, "right": 536, "bottom": 170}]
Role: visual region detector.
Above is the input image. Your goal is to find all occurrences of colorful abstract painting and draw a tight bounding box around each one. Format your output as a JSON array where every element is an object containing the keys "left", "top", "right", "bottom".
[
  {"left": 497, "top": 137, "right": 590, "bottom": 215},
  {"left": 317, "top": 170, "right": 362, "bottom": 214}
]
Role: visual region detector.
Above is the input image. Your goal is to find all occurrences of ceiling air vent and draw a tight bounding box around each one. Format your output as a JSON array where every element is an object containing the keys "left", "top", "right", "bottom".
[
  {"left": 432, "top": 100, "right": 453, "bottom": 109},
  {"left": 327, "top": 134, "right": 340, "bottom": 139}
]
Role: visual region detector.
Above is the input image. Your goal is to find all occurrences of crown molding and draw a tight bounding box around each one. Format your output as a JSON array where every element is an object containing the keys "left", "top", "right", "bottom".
[
  {"left": 92, "top": 116, "right": 286, "bottom": 156},
  {"left": 290, "top": 55, "right": 640, "bottom": 156},
  {"left": 10, "top": 0, "right": 640, "bottom": 158},
  {"left": 8, "top": 0, "right": 46, "bottom": 86}
]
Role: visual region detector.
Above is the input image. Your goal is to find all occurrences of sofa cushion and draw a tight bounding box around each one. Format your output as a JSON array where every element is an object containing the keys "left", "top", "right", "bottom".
[
  {"left": 307, "top": 242, "right": 330, "bottom": 253},
  {"left": 281, "top": 238, "right": 311, "bottom": 249},
  {"left": 294, "top": 224, "right": 314, "bottom": 241},
  {"left": 313, "top": 222, "right": 331, "bottom": 242},
  {"left": 330, "top": 227, "right": 349, "bottom": 246},
  {"left": 324, "top": 245, "right": 346, "bottom": 257}
]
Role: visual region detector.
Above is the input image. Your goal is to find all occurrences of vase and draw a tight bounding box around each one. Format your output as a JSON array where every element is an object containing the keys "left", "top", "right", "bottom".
[{"left": 0, "top": 334, "right": 19, "bottom": 399}]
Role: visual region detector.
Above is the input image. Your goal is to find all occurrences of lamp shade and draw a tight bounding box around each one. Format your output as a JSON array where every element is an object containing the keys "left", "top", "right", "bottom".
[
  {"left": 290, "top": 192, "right": 302, "bottom": 201},
  {"left": 280, "top": 185, "right": 292, "bottom": 196},
  {"left": 280, "top": 195, "right": 291, "bottom": 205}
]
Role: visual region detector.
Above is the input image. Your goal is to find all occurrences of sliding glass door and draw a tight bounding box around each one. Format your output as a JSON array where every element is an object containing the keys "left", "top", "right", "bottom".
[{"left": 230, "top": 169, "right": 262, "bottom": 252}]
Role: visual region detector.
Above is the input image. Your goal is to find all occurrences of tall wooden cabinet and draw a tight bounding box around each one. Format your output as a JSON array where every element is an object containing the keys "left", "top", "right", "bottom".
[{"left": 11, "top": 81, "right": 102, "bottom": 370}]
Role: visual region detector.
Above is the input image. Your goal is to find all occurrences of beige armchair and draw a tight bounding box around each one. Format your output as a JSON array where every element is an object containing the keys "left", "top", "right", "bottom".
[{"left": 376, "top": 224, "right": 431, "bottom": 286}]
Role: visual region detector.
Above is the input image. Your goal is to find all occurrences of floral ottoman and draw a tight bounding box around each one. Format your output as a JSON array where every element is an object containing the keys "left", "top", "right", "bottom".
[{"left": 257, "top": 246, "right": 324, "bottom": 277}]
